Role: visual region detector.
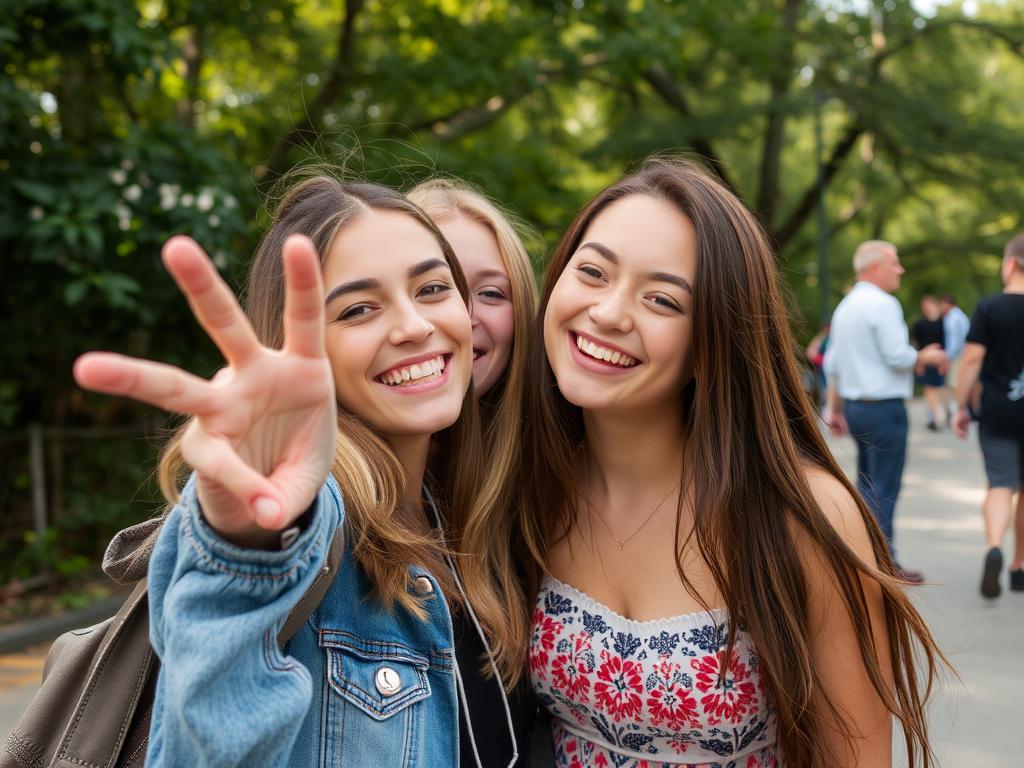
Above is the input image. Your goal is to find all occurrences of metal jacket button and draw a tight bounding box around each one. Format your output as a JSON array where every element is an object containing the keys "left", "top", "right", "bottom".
[
  {"left": 375, "top": 666, "right": 402, "bottom": 696},
  {"left": 414, "top": 576, "right": 434, "bottom": 594}
]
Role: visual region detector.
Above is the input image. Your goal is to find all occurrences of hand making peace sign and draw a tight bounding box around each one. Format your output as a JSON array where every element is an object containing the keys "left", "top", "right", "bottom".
[{"left": 74, "top": 235, "right": 337, "bottom": 548}]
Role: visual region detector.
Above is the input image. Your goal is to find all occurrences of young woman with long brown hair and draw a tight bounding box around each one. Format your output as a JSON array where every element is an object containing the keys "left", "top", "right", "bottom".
[
  {"left": 521, "top": 158, "right": 944, "bottom": 767},
  {"left": 73, "top": 176, "right": 532, "bottom": 766}
]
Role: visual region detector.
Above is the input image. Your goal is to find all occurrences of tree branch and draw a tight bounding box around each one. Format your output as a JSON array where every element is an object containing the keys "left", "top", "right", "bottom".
[
  {"left": 771, "top": 122, "right": 863, "bottom": 249},
  {"left": 755, "top": 0, "right": 803, "bottom": 227},
  {"left": 401, "top": 80, "right": 534, "bottom": 140},
  {"left": 882, "top": 17, "right": 1024, "bottom": 65},
  {"left": 640, "top": 64, "right": 738, "bottom": 197},
  {"left": 263, "top": 0, "right": 366, "bottom": 182},
  {"left": 772, "top": 9, "right": 895, "bottom": 252},
  {"left": 398, "top": 54, "right": 606, "bottom": 143}
]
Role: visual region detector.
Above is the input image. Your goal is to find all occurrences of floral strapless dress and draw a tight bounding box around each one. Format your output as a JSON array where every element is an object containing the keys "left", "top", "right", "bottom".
[{"left": 530, "top": 577, "right": 781, "bottom": 767}]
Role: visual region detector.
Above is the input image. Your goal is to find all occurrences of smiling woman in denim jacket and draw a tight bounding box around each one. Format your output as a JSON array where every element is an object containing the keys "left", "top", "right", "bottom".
[{"left": 73, "top": 176, "right": 532, "bottom": 767}]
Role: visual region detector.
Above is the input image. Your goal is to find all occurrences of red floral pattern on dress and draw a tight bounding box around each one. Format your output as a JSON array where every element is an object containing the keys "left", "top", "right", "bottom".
[
  {"left": 532, "top": 578, "right": 780, "bottom": 767},
  {"left": 692, "top": 650, "right": 760, "bottom": 726},
  {"left": 552, "top": 632, "right": 594, "bottom": 704},
  {"left": 646, "top": 659, "right": 699, "bottom": 732},
  {"left": 530, "top": 608, "right": 564, "bottom": 681},
  {"left": 594, "top": 649, "right": 644, "bottom": 722}
]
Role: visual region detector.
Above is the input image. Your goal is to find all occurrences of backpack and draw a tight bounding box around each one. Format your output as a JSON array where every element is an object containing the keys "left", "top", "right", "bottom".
[{"left": 1, "top": 518, "right": 345, "bottom": 768}]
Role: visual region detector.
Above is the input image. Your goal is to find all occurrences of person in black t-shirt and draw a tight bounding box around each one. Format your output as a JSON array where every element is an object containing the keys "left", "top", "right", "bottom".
[
  {"left": 954, "top": 234, "right": 1024, "bottom": 598},
  {"left": 911, "top": 295, "right": 948, "bottom": 430}
]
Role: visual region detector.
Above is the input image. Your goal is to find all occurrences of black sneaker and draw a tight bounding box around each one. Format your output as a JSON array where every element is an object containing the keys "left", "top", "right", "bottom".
[
  {"left": 981, "top": 547, "right": 1003, "bottom": 599},
  {"left": 1010, "top": 568, "right": 1024, "bottom": 592}
]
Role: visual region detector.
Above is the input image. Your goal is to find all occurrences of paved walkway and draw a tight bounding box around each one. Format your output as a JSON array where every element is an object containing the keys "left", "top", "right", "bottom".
[
  {"left": 825, "top": 405, "right": 1023, "bottom": 767},
  {"left": 0, "top": 402, "right": 1020, "bottom": 764},
  {"left": 0, "top": 644, "right": 47, "bottom": 740}
]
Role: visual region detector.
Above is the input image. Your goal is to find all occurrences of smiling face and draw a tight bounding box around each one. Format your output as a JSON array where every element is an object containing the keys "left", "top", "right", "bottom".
[
  {"left": 543, "top": 194, "right": 697, "bottom": 415},
  {"left": 436, "top": 215, "right": 515, "bottom": 396},
  {"left": 322, "top": 209, "right": 473, "bottom": 441}
]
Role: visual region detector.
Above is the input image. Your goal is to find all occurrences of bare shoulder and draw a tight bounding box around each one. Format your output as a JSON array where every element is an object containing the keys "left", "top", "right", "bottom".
[{"left": 800, "top": 464, "right": 877, "bottom": 566}]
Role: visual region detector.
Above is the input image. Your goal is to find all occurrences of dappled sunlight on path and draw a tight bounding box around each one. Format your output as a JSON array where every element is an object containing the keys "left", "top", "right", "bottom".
[{"left": 824, "top": 401, "right": 1021, "bottom": 766}]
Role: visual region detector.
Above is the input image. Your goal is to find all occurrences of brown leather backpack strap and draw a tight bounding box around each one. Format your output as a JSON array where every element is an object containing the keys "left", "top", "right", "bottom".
[
  {"left": 54, "top": 577, "right": 154, "bottom": 768},
  {"left": 277, "top": 524, "right": 345, "bottom": 646}
]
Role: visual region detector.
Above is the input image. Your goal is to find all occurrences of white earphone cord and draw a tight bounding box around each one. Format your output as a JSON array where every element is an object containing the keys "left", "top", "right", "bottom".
[{"left": 425, "top": 487, "right": 519, "bottom": 768}]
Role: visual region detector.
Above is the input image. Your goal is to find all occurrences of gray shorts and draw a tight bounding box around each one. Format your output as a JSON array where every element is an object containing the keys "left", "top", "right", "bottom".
[{"left": 979, "top": 424, "right": 1024, "bottom": 489}]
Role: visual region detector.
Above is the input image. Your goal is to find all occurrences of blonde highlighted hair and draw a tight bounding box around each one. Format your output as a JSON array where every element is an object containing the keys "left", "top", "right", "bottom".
[{"left": 408, "top": 178, "right": 537, "bottom": 686}]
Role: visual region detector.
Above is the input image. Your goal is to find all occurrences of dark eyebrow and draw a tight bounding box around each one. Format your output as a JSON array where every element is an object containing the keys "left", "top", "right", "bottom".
[
  {"left": 579, "top": 241, "right": 692, "bottom": 294},
  {"left": 324, "top": 258, "right": 450, "bottom": 305},
  {"left": 409, "top": 258, "right": 450, "bottom": 278},
  {"left": 579, "top": 241, "right": 618, "bottom": 264},
  {"left": 648, "top": 271, "right": 693, "bottom": 294},
  {"left": 324, "top": 278, "right": 381, "bottom": 305}
]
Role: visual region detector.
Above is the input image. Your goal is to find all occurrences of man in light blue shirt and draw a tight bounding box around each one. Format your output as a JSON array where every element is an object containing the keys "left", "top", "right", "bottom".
[
  {"left": 823, "top": 241, "right": 947, "bottom": 583},
  {"left": 941, "top": 294, "right": 971, "bottom": 362},
  {"left": 941, "top": 293, "right": 971, "bottom": 413}
]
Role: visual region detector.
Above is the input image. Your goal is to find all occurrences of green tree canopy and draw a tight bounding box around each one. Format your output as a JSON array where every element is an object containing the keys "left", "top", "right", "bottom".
[{"left": 4, "top": 0, "right": 1024, "bottom": 433}]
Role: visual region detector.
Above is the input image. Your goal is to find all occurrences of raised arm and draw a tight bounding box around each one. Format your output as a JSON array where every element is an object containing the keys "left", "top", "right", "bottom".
[
  {"left": 74, "top": 235, "right": 337, "bottom": 546},
  {"left": 74, "top": 235, "right": 340, "bottom": 766},
  {"left": 871, "top": 299, "right": 946, "bottom": 372}
]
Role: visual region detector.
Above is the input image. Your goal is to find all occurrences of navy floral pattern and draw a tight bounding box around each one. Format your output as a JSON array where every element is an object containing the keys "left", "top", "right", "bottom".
[{"left": 531, "top": 577, "right": 780, "bottom": 767}]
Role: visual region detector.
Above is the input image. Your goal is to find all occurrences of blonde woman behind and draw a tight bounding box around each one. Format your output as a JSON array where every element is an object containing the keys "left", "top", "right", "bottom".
[{"left": 409, "top": 178, "right": 540, "bottom": 763}]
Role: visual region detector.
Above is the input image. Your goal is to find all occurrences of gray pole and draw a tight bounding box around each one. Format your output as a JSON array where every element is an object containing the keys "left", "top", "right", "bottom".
[
  {"left": 29, "top": 423, "right": 48, "bottom": 538},
  {"left": 815, "top": 89, "right": 829, "bottom": 325}
]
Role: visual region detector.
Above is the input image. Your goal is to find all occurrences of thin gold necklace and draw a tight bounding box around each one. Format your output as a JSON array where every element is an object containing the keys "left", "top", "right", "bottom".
[{"left": 589, "top": 484, "right": 680, "bottom": 551}]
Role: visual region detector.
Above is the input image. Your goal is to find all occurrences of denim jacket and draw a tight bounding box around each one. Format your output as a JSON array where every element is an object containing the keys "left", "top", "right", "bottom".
[{"left": 145, "top": 475, "right": 463, "bottom": 767}]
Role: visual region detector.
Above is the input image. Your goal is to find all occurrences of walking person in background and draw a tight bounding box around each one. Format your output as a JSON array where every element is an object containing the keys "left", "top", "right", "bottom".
[
  {"left": 824, "top": 241, "right": 948, "bottom": 583},
  {"left": 911, "top": 295, "right": 948, "bottom": 430},
  {"left": 941, "top": 293, "right": 971, "bottom": 417},
  {"left": 953, "top": 234, "right": 1024, "bottom": 599}
]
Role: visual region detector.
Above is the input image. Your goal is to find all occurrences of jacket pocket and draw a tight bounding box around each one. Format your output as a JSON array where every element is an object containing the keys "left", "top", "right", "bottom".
[
  {"left": 321, "top": 632, "right": 432, "bottom": 720},
  {"left": 318, "top": 630, "right": 436, "bottom": 766}
]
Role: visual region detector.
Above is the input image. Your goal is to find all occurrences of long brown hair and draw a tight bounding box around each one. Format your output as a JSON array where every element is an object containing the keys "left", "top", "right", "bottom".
[
  {"left": 160, "top": 171, "right": 483, "bottom": 618},
  {"left": 408, "top": 177, "right": 537, "bottom": 684},
  {"left": 521, "top": 157, "right": 944, "bottom": 765}
]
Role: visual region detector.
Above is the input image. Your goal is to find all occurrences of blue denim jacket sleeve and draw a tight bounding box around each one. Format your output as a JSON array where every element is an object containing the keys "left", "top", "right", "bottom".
[{"left": 145, "top": 475, "right": 344, "bottom": 767}]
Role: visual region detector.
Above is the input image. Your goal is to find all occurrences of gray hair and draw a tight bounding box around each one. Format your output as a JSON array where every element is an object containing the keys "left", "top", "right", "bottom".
[{"left": 853, "top": 240, "right": 897, "bottom": 274}]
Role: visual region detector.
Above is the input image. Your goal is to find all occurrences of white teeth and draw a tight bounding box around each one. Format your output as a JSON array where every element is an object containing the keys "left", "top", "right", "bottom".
[
  {"left": 575, "top": 335, "right": 637, "bottom": 367},
  {"left": 378, "top": 355, "right": 447, "bottom": 386}
]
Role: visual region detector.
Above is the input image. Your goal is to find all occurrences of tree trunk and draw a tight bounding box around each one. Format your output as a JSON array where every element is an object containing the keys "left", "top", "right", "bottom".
[
  {"left": 177, "top": 26, "right": 205, "bottom": 129},
  {"left": 755, "top": 0, "right": 804, "bottom": 228}
]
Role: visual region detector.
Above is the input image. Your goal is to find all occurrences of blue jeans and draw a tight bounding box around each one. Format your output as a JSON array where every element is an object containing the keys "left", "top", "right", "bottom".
[{"left": 843, "top": 399, "right": 908, "bottom": 557}]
